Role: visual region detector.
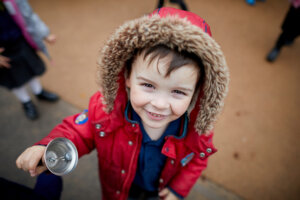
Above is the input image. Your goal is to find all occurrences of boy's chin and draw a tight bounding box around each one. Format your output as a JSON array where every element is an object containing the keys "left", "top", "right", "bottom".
[{"left": 142, "top": 120, "right": 169, "bottom": 130}]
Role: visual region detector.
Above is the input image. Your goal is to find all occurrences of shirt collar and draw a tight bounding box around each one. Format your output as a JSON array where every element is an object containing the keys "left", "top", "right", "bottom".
[
  {"left": 125, "top": 102, "right": 187, "bottom": 143},
  {"left": 131, "top": 108, "right": 181, "bottom": 145}
]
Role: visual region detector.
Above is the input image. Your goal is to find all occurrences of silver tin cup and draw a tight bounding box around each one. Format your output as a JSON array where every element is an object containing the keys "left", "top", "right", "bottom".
[{"left": 44, "top": 137, "right": 78, "bottom": 176}]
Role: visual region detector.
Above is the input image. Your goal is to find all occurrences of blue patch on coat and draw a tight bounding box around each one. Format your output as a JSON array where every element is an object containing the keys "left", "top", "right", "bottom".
[
  {"left": 75, "top": 109, "right": 88, "bottom": 125},
  {"left": 181, "top": 152, "right": 195, "bottom": 167}
]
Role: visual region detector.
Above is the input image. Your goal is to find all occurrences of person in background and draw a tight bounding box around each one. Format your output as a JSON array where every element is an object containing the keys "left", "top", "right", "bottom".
[
  {"left": 16, "top": 7, "right": 229, "bottom": 200},
  {"left": 266, "top": 0, "right": 300, "bottom": 62},
  {"left": 0, "top": 0, "right": 59, "bottom": 120},
  {"left": 157, "top": 0, "right": 188, "bottom": 11},
  {"left": 245, "top": 0, "right": 265, "bottom": 6}
]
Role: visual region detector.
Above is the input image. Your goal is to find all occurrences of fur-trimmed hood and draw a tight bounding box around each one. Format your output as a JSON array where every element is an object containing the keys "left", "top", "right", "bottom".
[{"left": 96, "top": 7, "right": 229, "bottom": 135}]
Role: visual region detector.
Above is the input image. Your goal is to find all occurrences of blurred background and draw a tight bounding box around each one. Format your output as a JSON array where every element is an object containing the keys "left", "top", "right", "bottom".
[{"left": 0, "top": 0, "right": 299, "bottom": 199}]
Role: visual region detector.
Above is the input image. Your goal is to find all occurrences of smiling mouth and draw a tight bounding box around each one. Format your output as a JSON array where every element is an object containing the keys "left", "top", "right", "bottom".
[{"left": 147, "top": 111, "right": 167, "bottom": 120}]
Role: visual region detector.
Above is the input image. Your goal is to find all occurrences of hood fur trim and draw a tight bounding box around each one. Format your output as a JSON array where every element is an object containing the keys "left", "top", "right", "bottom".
[{"left": 97, "top": 14, "right": 229, "bottom": 135}]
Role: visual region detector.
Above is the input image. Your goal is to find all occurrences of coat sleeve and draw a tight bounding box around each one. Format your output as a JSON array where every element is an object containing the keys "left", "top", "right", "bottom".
[
  {"left": 17, "top": 0, "right": 50, "bottom": 58},
  {"left": 18, "top": 0, "right": 50, "bottom": 39},
  {"left": 35, "top": 93, "right": 101, "bottom": 158},
  {"left": 166, "top": 133, "right": 216, "bottom": 197},
  {"left": 168, "top": 156, "right": 208, "bottom": 198}
]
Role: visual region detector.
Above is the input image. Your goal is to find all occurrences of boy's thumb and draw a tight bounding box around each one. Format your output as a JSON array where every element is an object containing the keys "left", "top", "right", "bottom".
[
  {"left": 35, "top": 156, "right": 47, "bottom": 176},
  {"left": 159, "top": 188, "right": 169, "bottom": 197},
  {"left": 35, "top": 165, "right": 48, "bottom": 176}
]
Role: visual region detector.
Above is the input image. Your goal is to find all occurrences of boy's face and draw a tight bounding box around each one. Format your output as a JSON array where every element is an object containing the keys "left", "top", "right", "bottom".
[{"left": 126, "top": 51, "right": 199, "bottom": 132}]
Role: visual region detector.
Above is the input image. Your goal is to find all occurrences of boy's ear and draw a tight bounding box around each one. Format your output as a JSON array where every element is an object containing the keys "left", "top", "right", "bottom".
[{"left": 125, "top": 77, "right": 131, "bottom": 88}]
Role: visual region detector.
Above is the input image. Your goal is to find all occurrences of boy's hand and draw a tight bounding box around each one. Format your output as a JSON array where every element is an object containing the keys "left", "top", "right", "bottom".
[
  {"left": 0, "top": 48, "right": 11, "bottom": 68},
  {"left": 159, "top": 188, "right": 180, "bottom": 200},
  {"left": 16, "top": 145, "right": 47, "bottom": 177},
  {"left": 45, "top": 34, "right": 56, "bottom": 44}
]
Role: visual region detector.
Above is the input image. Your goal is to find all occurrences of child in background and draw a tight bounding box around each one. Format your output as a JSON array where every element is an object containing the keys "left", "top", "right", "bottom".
[
  {"left": 266, "top": 0, "right": 300, "bottom": 62},
  {"left": 16, "top": 7, "right": 229, "bottom": 200},
  {"left": 157, "top": 0, "right": 188, "bottom": 11},
  {"left": 0, "top": 0, "right": 59, "bottom": 120},
  {"left": 245, "top": 0, "right": 265, "bottom": 6}
]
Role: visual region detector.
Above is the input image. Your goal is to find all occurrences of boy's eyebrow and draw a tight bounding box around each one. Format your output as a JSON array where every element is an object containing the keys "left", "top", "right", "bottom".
[
  {"left": 136, "top": 76, "right": 155, "bottom": 84},
  {"left": 174, "top": 86, "right": 194, "bottom": 93},
  {"left": 136, "top": 76, "right": 194, "bottom": 92}
]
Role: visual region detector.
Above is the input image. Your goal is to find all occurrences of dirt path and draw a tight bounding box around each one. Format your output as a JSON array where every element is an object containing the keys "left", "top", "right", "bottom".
[{"left": 31, "top": 0, "right": 300, "bottom": 199}]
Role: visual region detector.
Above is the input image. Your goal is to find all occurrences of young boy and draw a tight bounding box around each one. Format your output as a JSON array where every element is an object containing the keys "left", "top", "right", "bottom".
[{"left": 16, "top": 7, "right": 229, "bottom": 200}]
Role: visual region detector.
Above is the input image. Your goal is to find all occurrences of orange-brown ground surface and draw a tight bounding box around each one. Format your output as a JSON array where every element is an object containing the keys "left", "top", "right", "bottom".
[{"left": 31, "top": 0, "right": 300, "bottom": 199}]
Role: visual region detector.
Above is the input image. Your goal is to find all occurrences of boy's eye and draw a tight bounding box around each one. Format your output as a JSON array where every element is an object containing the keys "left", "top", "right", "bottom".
[
  {"left": 141, "top": 83, "right": 154, "bottom": 88},
  {"left": 172, "top": 90, "right": 186, "bottom": 95}
]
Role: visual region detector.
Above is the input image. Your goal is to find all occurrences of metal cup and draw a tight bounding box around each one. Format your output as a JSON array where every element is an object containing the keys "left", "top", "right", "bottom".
[{"left": 44, "top": 137, "right": 78, "bottom": 176}]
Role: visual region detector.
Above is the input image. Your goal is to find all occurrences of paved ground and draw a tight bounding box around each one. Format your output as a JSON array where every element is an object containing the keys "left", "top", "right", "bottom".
[
  {"left": 0, "top": 0, "right": 299, "bottom": 199},
  {"left": 0, "top": 88, "right": 243, "bottom": 200}
]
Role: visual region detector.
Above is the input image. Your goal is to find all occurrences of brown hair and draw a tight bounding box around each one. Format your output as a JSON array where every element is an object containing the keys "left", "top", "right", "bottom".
[{"left": 126, "top": 44, "right": 205, "bottom": 89}]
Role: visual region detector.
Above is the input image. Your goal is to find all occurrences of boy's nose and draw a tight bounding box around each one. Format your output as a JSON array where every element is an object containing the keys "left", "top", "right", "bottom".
[{"left": 151, "top": 96, "right": 169, "bottom": 110}]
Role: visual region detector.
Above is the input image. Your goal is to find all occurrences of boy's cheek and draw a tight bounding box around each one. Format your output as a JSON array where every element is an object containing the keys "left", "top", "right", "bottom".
[
  {"left": 130, "top": 88, "right": 148, "bottom": 104},
  {"left": 172, "top": 99, "right": 192, "bottom": 116}
]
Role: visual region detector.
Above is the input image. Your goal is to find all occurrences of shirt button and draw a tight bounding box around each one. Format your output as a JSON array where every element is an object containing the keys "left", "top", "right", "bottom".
[
  {"left": 99, "top": 131, "right": 105, "bottom": 137},
  {"left": 128, "top": 141, "right": 133, "bottom": 146},
  {"left": 170, "top": 160, "right": 175, "bottom": 165},
  {"left": 116, "top": 190, "right": 120, "bottom": 195},
  {"left": 132, "top": 123, "right": 136, "bottom": 127},
  {"left": 159, "top": 178, "right": 164, "bottom": 183},
  {"left": 206, "top": 148, "right": 212, "bottom": 153},
  {"left": 165, "top": 147, "right": 169, "bottom": 152},
  {"left": 121, "top": 169, "right": 126, "bottom": 174},
  {"left": 200, "top": 152, "right": 206, "bottom": 158},
  {"left": 95, "top": 124, "right": 101, "bottom": 129}
]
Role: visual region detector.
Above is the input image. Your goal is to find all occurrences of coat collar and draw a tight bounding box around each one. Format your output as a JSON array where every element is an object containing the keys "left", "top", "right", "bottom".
[
  {"left": 96, "top": 8, "right": 229, "bottom": 135},
  {"left": 124, "top": 102, "right": 189, "bottom": 140}
]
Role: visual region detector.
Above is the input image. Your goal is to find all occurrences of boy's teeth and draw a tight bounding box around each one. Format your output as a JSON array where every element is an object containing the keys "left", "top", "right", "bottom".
[{"left": 150, "top": 112, "right": 162, "bottom": 117}]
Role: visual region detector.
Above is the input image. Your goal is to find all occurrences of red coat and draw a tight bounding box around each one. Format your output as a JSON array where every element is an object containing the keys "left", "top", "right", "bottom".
[
  {"left": 38, "top": 7, "right": 229, "bottom": 200},
  {"left": 38, "top": 91, "right": 217, "bottom": 199}
]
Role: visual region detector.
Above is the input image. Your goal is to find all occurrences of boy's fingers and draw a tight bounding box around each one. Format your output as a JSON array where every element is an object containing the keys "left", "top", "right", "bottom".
[
  {"left": 35, "top": 165, "right": 48, "bottom": 176},
  {"left": 16, "top": 149, "right": 30, "bottom": 170},
  {"left": 16, "top": 146, "right": 46, "bottom": 172},
  {"left": 159, "top": 188, "right": 169, "bottom": 197},
  {"left": 22, "top": 148, "right": 36, "bottom": 170},
  {"left": 16, "top": 154, "right": 22, "bottom": 169},
  {"left": 29, "top": 169, "right": 37, "bottom": 177},
  {"left": 27, "top": 148, "right": 45, "bottom": 171},
  {"left": 27, "top": 156, "right": 39, "bottom": 171}
]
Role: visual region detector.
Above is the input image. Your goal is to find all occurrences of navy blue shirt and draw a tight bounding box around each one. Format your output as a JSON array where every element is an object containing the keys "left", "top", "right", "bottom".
[{"left": 131, "top": 107, "right": 181, "bottom": 192}]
